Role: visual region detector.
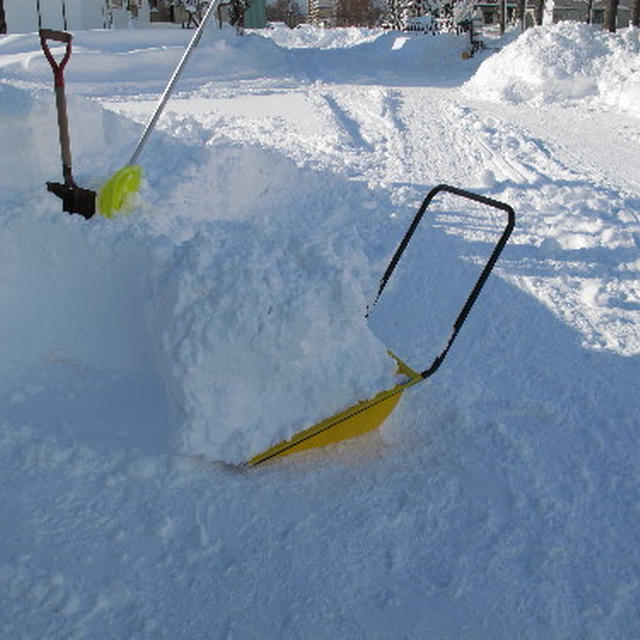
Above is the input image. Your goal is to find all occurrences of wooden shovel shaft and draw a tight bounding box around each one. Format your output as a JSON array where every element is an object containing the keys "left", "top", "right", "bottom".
[
  {"left": 40, "top": 29, "right": 74, "bottom": 185},
  {"left": 55, "top": 84, "right": 73, "bottom": 184}
]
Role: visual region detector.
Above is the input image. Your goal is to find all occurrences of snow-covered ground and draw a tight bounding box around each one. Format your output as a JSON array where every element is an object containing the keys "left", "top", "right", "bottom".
[{"left": 1, "top": 21, "right": 639, "bottom": 638}]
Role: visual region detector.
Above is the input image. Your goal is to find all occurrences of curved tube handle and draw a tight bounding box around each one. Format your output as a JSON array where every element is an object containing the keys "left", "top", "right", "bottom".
[
  {"left": 39, "top": 29, "right": 72, "bottom": 88},
  {"left": 370, "top": 184, "right": 515, "bottom": 379}
]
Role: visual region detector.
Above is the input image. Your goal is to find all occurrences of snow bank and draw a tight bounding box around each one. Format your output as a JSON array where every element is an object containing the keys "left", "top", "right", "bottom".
[
  {"left": 256, "top": 24, "right": 385, "bottom": 49},
  {"left": 0, "top": 25, "right": 470, "bottom": 91},
  {"left": 465, "top": 22, "right": 640, "bottom": 117},
  {"left": 0, "top": 81, "right": 396, "bottom": 464}
]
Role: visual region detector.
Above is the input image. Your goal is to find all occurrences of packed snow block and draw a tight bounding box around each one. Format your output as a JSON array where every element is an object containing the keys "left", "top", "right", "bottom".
[
  {"left": 0, "top": 213, "right": 155, "bottom": 379},
  {"left": 0, "top": 84, "right": 88, "bottom": 193},
  {"left": 0, "top": 84, "right": 45, "bottom": 193},
  {"left": 148, "top": 219, "right": 396, "bottom": 465},
  {"left": 0, "top": 83, "right": 138, "bottom": 197}
]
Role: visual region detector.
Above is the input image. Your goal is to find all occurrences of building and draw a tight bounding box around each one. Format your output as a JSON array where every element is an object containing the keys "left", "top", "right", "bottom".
[
  {"left": 3, "top": 0, "right": 109, "bottom": 32},
  {"left": 1, "top": 0, "right": 265, "bottom": 33},
  {"left": 1, "top": 0, "right": 155, "bottom": 32}
]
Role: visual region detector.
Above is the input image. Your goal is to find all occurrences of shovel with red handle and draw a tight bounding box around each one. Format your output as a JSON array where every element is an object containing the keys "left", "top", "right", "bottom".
[{"left": 40, "top": 29, "right": 96, "bottom": 219}]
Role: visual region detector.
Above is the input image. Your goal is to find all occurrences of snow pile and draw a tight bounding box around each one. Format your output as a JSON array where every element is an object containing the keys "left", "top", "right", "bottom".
[
  {"left": 466, "top": 22, "right": 640, "bottom": 117},
  {"left": 257, "top": 23, "right": 385, "bottom": 49},
  {"left": 0, "top": 26, "right": 290, "bottom": 86},
  {"left": 149, "top": 217, "right": 395, "bottom": 464},
  {"left": 0, "top": 82, "right": 46, "bottom": 193}
]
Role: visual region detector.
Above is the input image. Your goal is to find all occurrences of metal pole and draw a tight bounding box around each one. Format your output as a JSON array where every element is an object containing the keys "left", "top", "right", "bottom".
[{"left": 128, "top": 0, "right": 223, "bottom": 166}]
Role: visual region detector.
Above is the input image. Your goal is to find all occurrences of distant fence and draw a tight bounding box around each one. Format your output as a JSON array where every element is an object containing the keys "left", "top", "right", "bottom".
[
  {"left": 405, "top": 15, "right": 471, "bottom": 35},
  {"left": 404, "top": 13, "right": 485, "bottom": 55}
]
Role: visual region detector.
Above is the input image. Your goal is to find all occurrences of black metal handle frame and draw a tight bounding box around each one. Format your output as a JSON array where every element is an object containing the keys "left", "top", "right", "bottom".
[{"left": 371, "top": 184, "right": 515, "bottom": 380}]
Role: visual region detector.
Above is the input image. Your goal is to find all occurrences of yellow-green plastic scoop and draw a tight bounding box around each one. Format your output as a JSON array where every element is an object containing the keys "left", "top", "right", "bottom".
[
  {"left": 97, "top": 165, "right": 142, "bottom": 217},
  {"left": 97, "top": 0, "right": 222, "bottom": 217}
]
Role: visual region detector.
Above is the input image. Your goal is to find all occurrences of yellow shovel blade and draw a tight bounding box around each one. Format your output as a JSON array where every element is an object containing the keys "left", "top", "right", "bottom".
[
  {"left": 97, "top": 165, "right": 142, "bottom": 218},
  {"left": 249, "top": 356, "right": 422, "bottom": 466}
]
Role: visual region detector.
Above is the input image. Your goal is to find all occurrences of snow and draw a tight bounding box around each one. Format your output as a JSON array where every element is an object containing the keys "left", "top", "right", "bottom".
[
  {"left": 150, "top": 213, "right": 395, "bottom": 464},
  {"left": 260, "top": 23, "right": 385, "bottom": 49},
  {"left": 465, "top": 22, "right": 640, "bottom": 118},
  {"left": 1, "top": 21, "right": 640, "bottom": 638}
]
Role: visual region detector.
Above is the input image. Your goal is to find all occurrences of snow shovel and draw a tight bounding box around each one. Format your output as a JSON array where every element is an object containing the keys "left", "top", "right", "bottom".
[
  {"left": 249, "top": 185, "right": 515, "bottom": 465},
  {"left": 97, "top": 0, "right": 223, "bottom": 217},
  {"left": 40, "top": 29, "right": 96, "bottom": 219}
]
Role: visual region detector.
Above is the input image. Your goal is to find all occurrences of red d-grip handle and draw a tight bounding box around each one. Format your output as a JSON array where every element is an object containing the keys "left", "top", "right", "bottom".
[{"left": 39, "top": 29, "right": 72, "bottom": 88}]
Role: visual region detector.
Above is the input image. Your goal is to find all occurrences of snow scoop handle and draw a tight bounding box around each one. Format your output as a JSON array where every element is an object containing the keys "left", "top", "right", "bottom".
[
  {"left": 371, "top": 184, "right": 515, "bottom": 380},
  {"left": 127, "top": 0, "right": 223, "bottom": 166},
  {"left": 97, "top": 0, "right": 222, "bottom": 217}
]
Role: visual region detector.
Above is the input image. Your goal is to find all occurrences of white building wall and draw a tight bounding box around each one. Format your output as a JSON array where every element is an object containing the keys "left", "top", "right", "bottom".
[
  {"left": 4, "top": 0, "right": 107, "bottom": 33},
  {"left": 5, "top": 0, "right": 41, "bottom": 32},
  {"left": 41, "top": 0, "right": 66, "bottom": 29},
  {"left": 65, "top": 0, "right": 106, "bottom": 29}
]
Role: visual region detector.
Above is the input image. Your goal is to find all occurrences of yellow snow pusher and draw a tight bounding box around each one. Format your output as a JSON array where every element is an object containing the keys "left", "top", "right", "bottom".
[{"left": 249, "top": 184, "right": 515, "bottom": 466}]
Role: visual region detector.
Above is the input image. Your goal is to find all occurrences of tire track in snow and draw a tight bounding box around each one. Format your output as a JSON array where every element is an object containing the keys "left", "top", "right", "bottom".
[{"left": 321, "top": 93, "right": 375, "bottom": 152}]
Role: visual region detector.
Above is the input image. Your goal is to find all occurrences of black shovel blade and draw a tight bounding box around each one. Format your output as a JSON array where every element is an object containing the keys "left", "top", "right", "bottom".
[{"left": 47, "top": 181, "right": 96, "bottom": 219}]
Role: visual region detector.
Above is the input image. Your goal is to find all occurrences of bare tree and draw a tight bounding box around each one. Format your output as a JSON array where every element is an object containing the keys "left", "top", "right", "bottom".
[
  {"left": 603, "top": 0, "right": 619, "bottom": 31},
  {"left": 384, "top": 0, "right": 414, "bottom": 29},
  {"left": 516, "top": 0, "right": 526, "bottom": 29},
  {"left": 220, "top": 0, "right": 253, "bottom": 30},
  {"left": 0, "top": 0, "right": 6, "bottom": 34},
  {"left": 532, "top": 0, "right": 543, "bottom": 24},
  {"left": 499, "top": 0, "right": 506, "bottom": 33},
  {"left": 266, "top": 0, "right": 304, "bottom": 26},
  {"left": 630, "top": 0, "right": 640, "bottom": 26},
  {"left": 336, "top": 0, "right": 382, "bottom": 26},
  {"left": 585, "top": 0, "right": 594, "bottom": 24}
]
